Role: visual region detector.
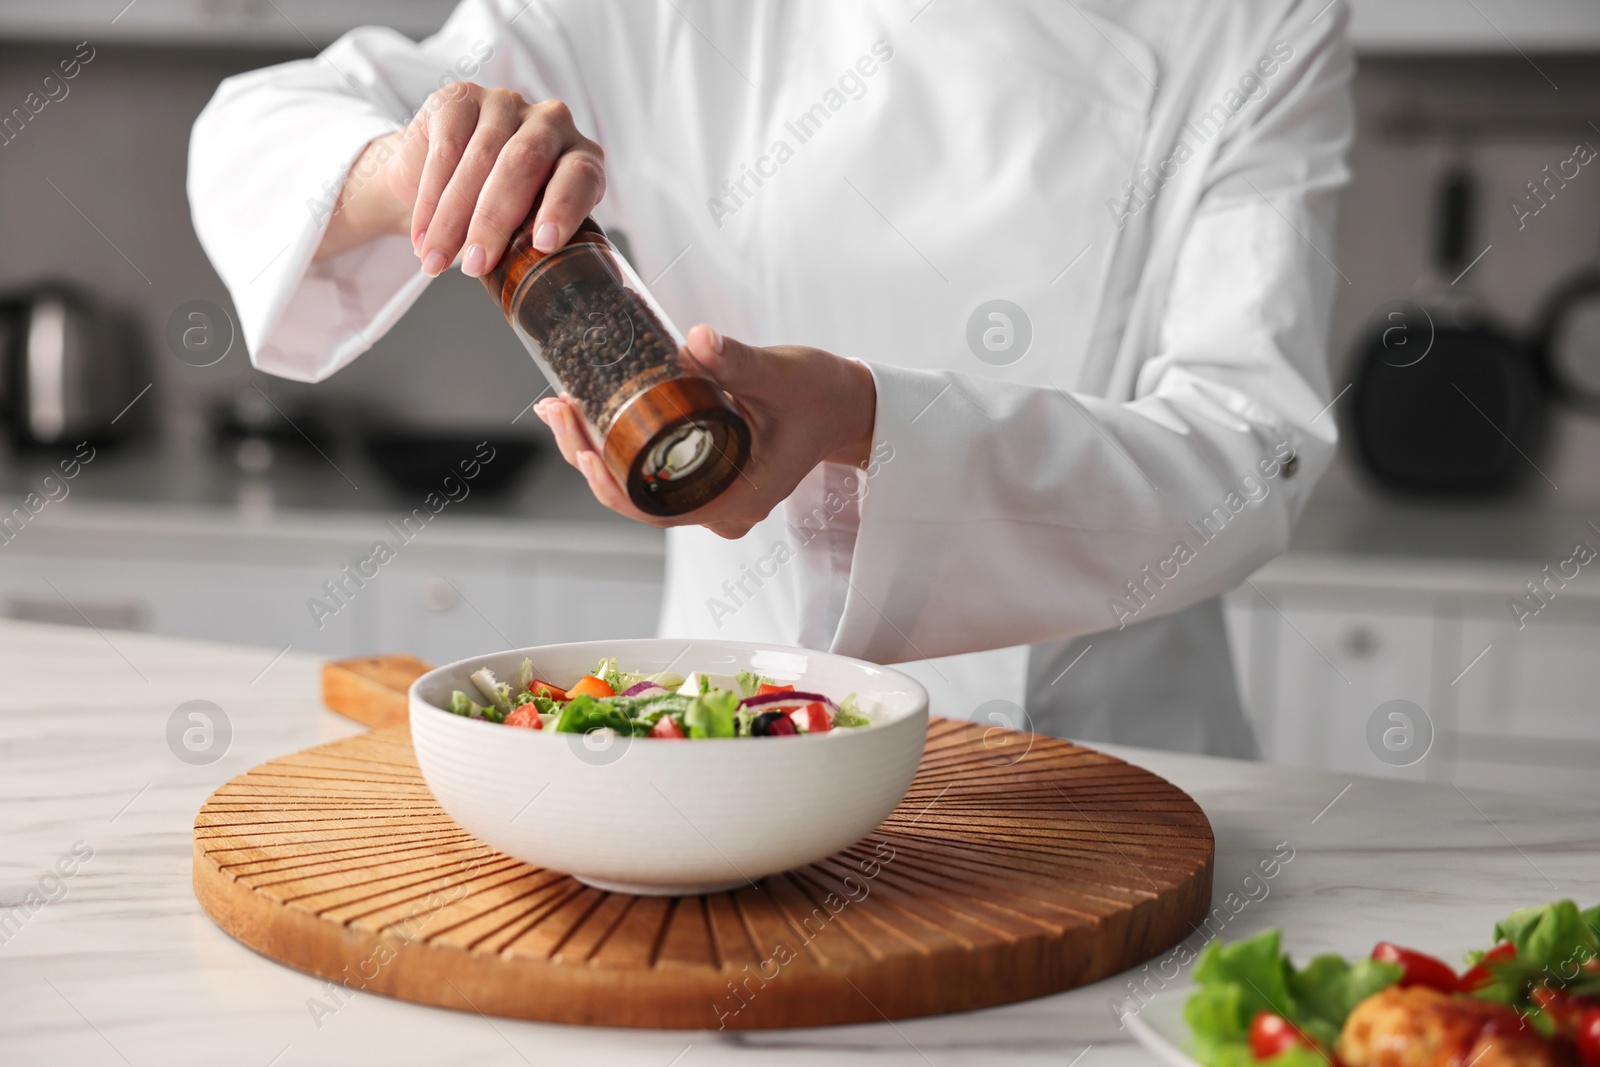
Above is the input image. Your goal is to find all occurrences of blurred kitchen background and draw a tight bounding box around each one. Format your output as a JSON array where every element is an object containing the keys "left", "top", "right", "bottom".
[{"left": 0, "top": 1, "right": 1597, "bottom": 796}]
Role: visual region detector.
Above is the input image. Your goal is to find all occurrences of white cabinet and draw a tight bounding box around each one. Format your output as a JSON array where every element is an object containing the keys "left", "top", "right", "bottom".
[
  {"left": 1441, "top": 597, "right": 1600, "bottom": 798},
  {"left": 1281, "top": 601, "right": 1436, "bottom": 781},
  {"left": 1227, "top": 588, "right": 1437, "bottom": 782},
  {"left": 364, "top": 554, "right": 665, "bottom": 664},
  {"left": 0, "top": 553, "right": 370, "bottom": 657},
  {"left": 513, "top": 557, "right": 665, "bottom": 647},
  {"left": 0, "top": 510, "right": 666, "bottom": 670},
  {"left": 1228, "top": 557, "right": 1600, "bottom": 799},
  {"left": 372, "top": 559, "right": 517, "bottom": 667}
]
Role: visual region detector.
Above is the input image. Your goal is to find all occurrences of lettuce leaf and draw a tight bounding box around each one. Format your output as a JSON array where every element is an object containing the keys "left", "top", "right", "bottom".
[
  {"left": 553, "top": 694, "right": 637, "bottom": 735},
  {"left": 1187, "top": 930, "right": 1295, "bottom": 1041},
  {"left": 1288, "top": 954, "right": 1404, "bottom": 1046},
  {"left": 592, "top": 657, "right": 626, "bottom": 694},
  {"left": 1185, "top": 929, "right": 1400, "bottom": 1067},
  {"left": 1476, "top": 900, "right": 1600, "bottom": 1004},
  {"left": 1492, "top": 900, "right": 1600, "bottom": 974},
  {"left": 684, "top": 690, "right": 738, "bottom": 738},
  {"left": 834, "top": 693, "right": 872, "bottom": 728},
  {"left": 446, "top": 689, "right": 506, "bottom": 723},
  {"left": 735, "top": 670, "right": 770, "bottom": 698}
]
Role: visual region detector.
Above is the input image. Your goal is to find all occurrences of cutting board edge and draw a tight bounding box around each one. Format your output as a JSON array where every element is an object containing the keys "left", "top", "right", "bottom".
[{"left": 193, "top": 824, "right": 1214, "bottom": 1030}]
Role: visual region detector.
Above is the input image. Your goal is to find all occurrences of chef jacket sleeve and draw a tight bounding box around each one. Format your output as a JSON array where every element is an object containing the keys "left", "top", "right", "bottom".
[
  {"left": 186, "top": 0, "right": 619, "bottom": 382},
  {"left": 820, "top": 2, "right": 1354, "bottom": 664}
]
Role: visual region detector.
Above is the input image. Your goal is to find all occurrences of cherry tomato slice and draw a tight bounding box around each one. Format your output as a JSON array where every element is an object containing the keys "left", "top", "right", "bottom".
[
  {"left": 649, "top": 715, "right": 686, "bottom": 739},
  {"left": 528, "top": 679, "right": 568, "bottom": 701},
  {"left": 789, "top": 702, "right": 833, "bottom": 733},
  {"left": 1249, "top": 1011, "right": 1311, "bottom": 1060},
  {"left": 1459, "top": 942, "right": 1516, "bottom": 991},
  {"left": 1576, "top": 1006, "right": 1600, "bottom": 1067},
  {"left": 568, "top": 674, "right": 615, "bottom": 699},
  {"left": 757, "top": 683, "right": 795, "bottom": 696},
  {"left": 1372, "top": 942, "right": 1460, "bottom": 994},
  {"left": 505, "top": 705, "right": 543, "bottom": 729}
]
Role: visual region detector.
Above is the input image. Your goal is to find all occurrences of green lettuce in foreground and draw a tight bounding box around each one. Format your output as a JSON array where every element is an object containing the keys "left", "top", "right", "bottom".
[
  {"left": 1492, "top": 899, "right": 1600, "bottom": 975},
  {"left": 1184, "top": 900, "right": 1600, "bottom": 1067},
  {"left": 1184, "top": 929, "right": 1401, "bottom": 1067},
  {"left": 1471, "top": 899, "right": 1600, "bottom": 1012}
]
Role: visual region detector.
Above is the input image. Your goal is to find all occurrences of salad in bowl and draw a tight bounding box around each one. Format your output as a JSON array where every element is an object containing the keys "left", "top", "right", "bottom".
[
  {"left": 409, "top": 639, "right": 928, "bottom": 895},
  {"left": 443, "top": 655, "right": 873, "bottom": 738}
]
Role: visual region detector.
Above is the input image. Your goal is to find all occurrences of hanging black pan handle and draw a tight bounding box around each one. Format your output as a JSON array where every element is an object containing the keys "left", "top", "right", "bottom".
[{"left": 1435, "top": 166, "right": 1475, "bottom": 274}]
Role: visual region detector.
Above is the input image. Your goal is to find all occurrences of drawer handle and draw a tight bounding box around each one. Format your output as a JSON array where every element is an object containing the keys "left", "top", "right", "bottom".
[
  {"left": 421, "top": 577, "right": 459, "bottom": 612},
  {"left": 1340, "top": 626, "right": 1378, "bottom": 659},
  {"left": 7, "top": 596, "right": 146, "bottom": 631}
]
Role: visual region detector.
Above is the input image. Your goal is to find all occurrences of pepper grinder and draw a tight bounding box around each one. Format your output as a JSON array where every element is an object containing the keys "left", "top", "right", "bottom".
[{"left": 479, "top": 207, "right": 751, "bottom": 516}]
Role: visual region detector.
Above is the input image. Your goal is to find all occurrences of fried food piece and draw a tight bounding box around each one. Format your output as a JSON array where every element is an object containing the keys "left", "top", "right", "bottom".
[{"left": 1338, "top": 986, "right": 1564, "bottom": 1067}]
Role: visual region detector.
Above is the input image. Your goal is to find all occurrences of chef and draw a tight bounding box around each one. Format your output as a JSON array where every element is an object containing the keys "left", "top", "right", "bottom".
[{"left": 188, "top": 0, "right": 1353, "bottom": 757}]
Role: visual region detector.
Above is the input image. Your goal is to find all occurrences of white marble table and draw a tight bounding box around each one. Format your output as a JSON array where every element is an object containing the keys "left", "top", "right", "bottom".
[{"left": 1, "top": 619, "right": 1594, "bottom": 1067}]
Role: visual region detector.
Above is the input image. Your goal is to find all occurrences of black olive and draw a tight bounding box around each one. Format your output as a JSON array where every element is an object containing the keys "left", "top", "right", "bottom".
[{"left": 750, "top": 711, "right": 798, "bottom": 737}]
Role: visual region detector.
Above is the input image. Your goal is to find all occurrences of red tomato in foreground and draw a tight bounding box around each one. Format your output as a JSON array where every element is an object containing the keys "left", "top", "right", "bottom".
[
  {"left": 757, "top": 683, "right": 795, "bottom": 696},
  {"left": 789, "top": 703, "right": 833, "bottom": 734},
  {"left": 505, "top": 706, "right": 542, "bottom": 729},
  {"left": 1575, "top": 1007, "right": 1600, "bottom": 1067},
  {"left": 1249, "top": 1012, "right": 1311, "bottom": 1060},
  {"left": 1459, "top": 942, "right": 1516, "bottom": 991},
  {"left": 649, "top": 716, "right": 686, "bottom": 739},
  {"left": 1372, "top": 942, "right": 1460, "bottom": 994}
]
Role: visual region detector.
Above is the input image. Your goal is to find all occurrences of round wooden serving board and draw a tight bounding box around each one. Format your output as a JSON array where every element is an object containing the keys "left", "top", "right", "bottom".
[{"left": 194, "top": 715, "right": 1214, "bottom": 1029}]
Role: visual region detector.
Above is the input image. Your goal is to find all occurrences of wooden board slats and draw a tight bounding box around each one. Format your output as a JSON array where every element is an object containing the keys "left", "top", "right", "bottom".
[{"left": 195, "top": 717, "right": 1215, "bottom": 1029}]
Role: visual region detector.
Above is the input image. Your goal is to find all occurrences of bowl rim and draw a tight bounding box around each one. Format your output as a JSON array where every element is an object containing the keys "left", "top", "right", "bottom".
[{"left": 408, "top": 638, "right": 931, "bottom": 742}]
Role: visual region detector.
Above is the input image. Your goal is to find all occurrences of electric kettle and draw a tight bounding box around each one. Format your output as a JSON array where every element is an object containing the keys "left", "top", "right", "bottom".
[{"left": 0, "top": 283, "right": 130, "bottom": 447}]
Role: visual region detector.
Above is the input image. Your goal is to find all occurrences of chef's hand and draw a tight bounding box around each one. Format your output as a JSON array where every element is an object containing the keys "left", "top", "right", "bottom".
[
  {"left": 314, "top": 83, "right": 605, "bottom": 277},
  {"left": 535, "top": 326, "right": 877, "bottom": 540}
]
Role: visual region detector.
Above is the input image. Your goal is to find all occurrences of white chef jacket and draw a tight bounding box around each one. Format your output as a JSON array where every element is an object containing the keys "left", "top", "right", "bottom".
[{"left": 188, "top": 0, "right": 1352, "bottom": 757}]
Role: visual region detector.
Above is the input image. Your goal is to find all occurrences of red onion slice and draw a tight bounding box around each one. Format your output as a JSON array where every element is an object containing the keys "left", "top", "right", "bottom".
[
  {"left": 621, "top": 682, "right": 670, "bottom": 697},
  {"left": 738, "top": 690, "right": 837, "bottom": 712}
]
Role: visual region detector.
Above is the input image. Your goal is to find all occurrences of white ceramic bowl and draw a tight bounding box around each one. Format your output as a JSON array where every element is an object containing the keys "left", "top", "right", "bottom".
[{"left": 409, "top": 639, "right": 929, "bottom": 895}]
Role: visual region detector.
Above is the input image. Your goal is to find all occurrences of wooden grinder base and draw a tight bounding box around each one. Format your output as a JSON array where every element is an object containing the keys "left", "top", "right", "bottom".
[
  {"left": 194, "top": 658, "right": 1214, "bottom": 1029},
  {"left": 604, "top": 375, "right": 751, "bottom": 517}
]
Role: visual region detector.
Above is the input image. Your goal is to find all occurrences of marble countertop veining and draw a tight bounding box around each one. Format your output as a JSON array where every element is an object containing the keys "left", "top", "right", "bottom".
[{"left": 1, "top": 618, "right": 1596, "bottom": 1067}]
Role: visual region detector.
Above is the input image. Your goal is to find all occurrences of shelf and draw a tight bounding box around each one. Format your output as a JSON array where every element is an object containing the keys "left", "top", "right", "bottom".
[{"left": 1347, "top": 0, "right": 1600, "bottom": 54}]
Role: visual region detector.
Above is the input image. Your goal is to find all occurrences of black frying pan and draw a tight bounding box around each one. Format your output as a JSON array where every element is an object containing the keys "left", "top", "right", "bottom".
[
  {"left": 1533, "top": 264, "right": 1600, "bottom": 405},
  {"left": 1349, "top": 165, "right": 1545, "bottom": 496}
]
